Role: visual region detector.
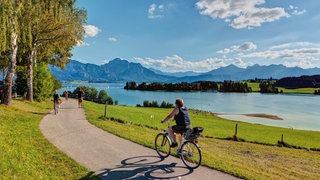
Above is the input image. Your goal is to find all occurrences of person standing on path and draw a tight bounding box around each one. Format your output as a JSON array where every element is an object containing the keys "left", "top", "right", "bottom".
[
  {"left": 64, "top": 90, "right": 69, "bottom": 101},
  {"left": 53, "top": 90, "right": 60, "bottom": 114},
  {"left": 78, "top": 88, "right": 83, "bottom": 108}
]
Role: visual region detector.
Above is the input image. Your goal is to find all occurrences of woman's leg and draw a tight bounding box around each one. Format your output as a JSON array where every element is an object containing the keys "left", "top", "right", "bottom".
[{"left": 168, "top": 126, "right": 176, "bottom": 143}]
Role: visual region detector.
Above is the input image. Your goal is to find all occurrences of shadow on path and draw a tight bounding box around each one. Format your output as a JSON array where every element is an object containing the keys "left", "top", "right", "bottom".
[{"left": 98, "top": 155, "right": 193, "bottom": 179}]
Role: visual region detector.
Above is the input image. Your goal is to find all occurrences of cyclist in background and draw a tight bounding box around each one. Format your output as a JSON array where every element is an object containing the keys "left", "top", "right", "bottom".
[{"left": 161, "top": 98, "right": 191, "bottom": 148}]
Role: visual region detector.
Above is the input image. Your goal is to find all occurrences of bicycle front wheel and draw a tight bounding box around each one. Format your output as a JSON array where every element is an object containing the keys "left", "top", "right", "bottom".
[
  {"left": 180, "top": 141, "right": 202, "bottom": 169},
  {"left": 154, "top": 133, "right": 171, "bottom": 158}
]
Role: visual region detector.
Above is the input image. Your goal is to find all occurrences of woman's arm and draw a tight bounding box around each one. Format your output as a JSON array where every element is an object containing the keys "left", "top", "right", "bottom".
[{"left": 161, "top": 108, "right": 179, "bottom": 123}]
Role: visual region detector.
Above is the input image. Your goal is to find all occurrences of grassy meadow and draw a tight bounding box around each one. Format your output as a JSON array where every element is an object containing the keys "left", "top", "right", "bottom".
[
  {"left": 248, "top": 82, "right": 319, "bottom": 94},
  {"left": 84, "top": 101, "right": 320, "bottom": 179},
  {"left": 1, "top": 97, "right": 319, "bottom": 179},
  {"left": 0, "top": 99, "right": 98, "bottom": 179}
]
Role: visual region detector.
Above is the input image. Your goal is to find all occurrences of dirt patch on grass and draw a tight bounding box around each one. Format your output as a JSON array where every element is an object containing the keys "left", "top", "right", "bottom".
[
  {"left": 213, "top": 112, "right": 283, "bottom": 120},
  {"left": 242, "top": 113, "right": 283, "bottom": 120}
]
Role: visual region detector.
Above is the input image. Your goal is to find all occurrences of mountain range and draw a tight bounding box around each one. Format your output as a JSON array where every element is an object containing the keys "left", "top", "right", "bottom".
[{"left": 49, "top": 58, "right": 320, "bottom": 82}]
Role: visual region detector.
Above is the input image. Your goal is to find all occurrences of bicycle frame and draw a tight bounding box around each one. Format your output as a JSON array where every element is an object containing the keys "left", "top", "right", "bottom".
[{"left": 164, "top": 121, "right": 195, "bottom": 151}]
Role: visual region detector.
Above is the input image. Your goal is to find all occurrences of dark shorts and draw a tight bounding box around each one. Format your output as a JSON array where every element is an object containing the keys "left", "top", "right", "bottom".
[
  {"left": 78, "top": 98, "right": 82, "bottom": 102},
  {"left": 172, "top": 125, "right": 189, "bottom": 134}
]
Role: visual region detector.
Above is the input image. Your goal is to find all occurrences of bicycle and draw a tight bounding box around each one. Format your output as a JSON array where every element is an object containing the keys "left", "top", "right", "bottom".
[{"left": 154, "top": 121, "right": 204, "bottom": 169}]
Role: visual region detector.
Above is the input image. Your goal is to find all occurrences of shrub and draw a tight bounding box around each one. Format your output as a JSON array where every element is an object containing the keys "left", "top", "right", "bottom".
[
  {"left": 98, "top": 90, "right": 108, "bottom": 104},
  {"left": 33, "top": 63, "right": 55, "bottom": 101},
  {"left": 97, "top": 89, "right": 113, "bottom": 104}
]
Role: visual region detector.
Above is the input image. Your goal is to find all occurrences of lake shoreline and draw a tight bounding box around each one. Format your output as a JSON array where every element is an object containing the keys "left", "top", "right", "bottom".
[{"left": 215, "top": 113, "right": 283, "bottom": 120}]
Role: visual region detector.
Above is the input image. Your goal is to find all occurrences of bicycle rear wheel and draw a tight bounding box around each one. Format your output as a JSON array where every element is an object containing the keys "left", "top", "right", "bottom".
[
  {"left": 154, "top": 133, "right": 171, "bottom": 158},
  {"left": 180, "top": 141, "right": 202, "bottom": 169}
]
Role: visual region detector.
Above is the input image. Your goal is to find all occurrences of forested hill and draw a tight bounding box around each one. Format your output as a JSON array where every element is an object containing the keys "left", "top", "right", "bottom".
[
  {"left": 49, "top": 58, "right": 172, "bottom": 82},
  {"left": 49, "top": 58, "right": 320, "bottom": 82},
  {"left": 274, "top": 75, "right": 320, "bottom": 88}
]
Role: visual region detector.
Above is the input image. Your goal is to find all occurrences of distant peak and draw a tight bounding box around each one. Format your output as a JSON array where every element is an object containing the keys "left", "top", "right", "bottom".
[
  {"left": 111, "top": 58, "right": 125, "bottom": 62},
  {"left": 108, "top": 58, "right": 130, "bottom": 65}
]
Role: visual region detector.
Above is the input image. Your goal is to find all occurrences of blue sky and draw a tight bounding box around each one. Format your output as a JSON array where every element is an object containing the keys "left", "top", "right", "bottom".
[{"left": 72, "top": 0, "right": 320, "bottom": 72}]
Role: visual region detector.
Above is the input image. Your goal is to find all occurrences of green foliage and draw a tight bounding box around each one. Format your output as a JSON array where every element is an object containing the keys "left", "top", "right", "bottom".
[
  {"left": 125, "top": 81, "right": 218, "bottom": 92},
  {"left": 1, "top": 0, "right": 87, "bottom": 104},
  {"left": 98, "top": 89, "right": 108, "bottom": 104},
  {"left": 0, "top": 1, "right": 11, "bottom": 52},
  {"left": 15, "top": 66, "right": 28, "bottom": 95},
  {"left": 140, "top": 100, "right": 174, "bottom": 108},
  {"left": 143, "top": 100, "right": 150, "bottom": 107},
  {"left": 259, "top": 81, "right": 279, "bottom": 93},
  {"left": 88, "top": 87, "right": 98, "bottom": 101},
  {"left": 151, "top": 100, "right": 159, "bottom": 107},
  {"left": 16, "top": 64, "right": 60, "bottom": 99},
  {"left": 219, "top": 81, "right": 252, "bottom": 92},
  {"left": 160, "top": 101, "right": 175, "bottom": 108},
  {"left": 52, "top": 75, "right": 62, "bottom": 91},
  {"left": 33, "top": 63, "right": 54, "bottom": 101},
  {"left": 72, "top": 86, "right": 114, "bottom": 105}
]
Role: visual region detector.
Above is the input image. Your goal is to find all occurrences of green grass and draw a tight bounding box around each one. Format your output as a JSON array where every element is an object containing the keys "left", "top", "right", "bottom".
[
  {"left": 84, "top": 101, "right": 320, "bottom": 179},
  {"left": 0, "top": 99, "right": 98, "bottom": 179},
  {"left": 247, "top": 82, "right": 260, "bottom": 92},
  {"left": 278, "top": 87, "right": 318, "bottom": 94},
  {"left": 89, "top": 103, "right": 320, "bottom": 150},
  {"left": 248, "top": 82, "right": 319, "bottom": 94}
]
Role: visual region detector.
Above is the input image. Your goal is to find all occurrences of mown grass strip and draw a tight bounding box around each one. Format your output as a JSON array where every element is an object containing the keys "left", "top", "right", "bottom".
[
  {"left": 84, "top": 101, "right": 320, "bottom": 179},
  {"left": 0, "top": 99, "right": 98, "bottom": 179}
]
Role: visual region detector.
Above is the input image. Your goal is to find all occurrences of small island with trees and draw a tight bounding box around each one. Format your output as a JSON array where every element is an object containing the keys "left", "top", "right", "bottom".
[{"left": 124, "top": 81, "right": 252, "bottom": 93}]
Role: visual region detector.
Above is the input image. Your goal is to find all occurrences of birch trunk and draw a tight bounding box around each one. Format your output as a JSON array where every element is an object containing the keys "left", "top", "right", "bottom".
[
  {"left": 26, "top": 48, "right": 35, "bottom": 102},
  {"left": 3, "top": 22, "right": 18, "bottom": 105}
]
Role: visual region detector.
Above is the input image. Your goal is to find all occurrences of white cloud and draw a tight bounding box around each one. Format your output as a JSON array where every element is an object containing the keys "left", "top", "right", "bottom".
[
  {"left": 148, "top": 3, "right": 164, "bottom": 19},
  {"left": 196, "top": 0, "right": 290, "bottom": 29},
  {"left": 83, "top": 25, "right": 101, "bottom": 37},
  {"left": 232, "top": 58, "right": 251, "bottom": 68},
  {"left": 270, "top": 42, "right": 314, "bottom": 50},
  {"left": 241, "top": 48, "right": 320, "bottom": 62},
  {"left": 284, "top": 59, "right": 315, "bottom": 69},
  {"left": 217, "top": 42, "right": 257, "bottom": 54},
  {"left": 135, "top": 41, "right": 320, "bottom": 71},
  {"left": 215, "top": 41, "right": 320, "bottom": 68},
  {"left": 134, "top": 55, "right": 241, "bottom": 72},
  {"left": 288, "top": 5, "right": 306, "bottom": 16},
  {"left": 217, "top": 48, "right": 231, "bottom": 54},
  {"left": 108, "top": 37, "right": 117, "bottom": 42}
]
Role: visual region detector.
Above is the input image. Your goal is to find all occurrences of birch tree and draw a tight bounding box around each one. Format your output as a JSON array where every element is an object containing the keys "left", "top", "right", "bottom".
[
  {"left": 0, "top": 0, "right": 22, "bottom": 105},
  {"left": 1, "top": 0, "right": 86, "bottom": 104},
  {"left": 20, "top": 0, "right": 86, "bottom": 101}
]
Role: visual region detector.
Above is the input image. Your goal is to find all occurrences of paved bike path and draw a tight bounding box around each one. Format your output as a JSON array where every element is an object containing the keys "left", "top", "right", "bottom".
[{"left": 40, "top": 99, "right": 240, "bottom": 180}]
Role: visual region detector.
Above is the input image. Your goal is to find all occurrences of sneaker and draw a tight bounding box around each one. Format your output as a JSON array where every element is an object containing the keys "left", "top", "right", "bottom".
[{"left": 170, "top": 142, "right": 178, "bottom": 148}]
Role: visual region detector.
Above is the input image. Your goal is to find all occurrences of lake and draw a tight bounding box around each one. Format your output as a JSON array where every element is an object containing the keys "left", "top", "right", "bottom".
[{"left": 60, "top": 82, "right": 320, "bottom": 132}]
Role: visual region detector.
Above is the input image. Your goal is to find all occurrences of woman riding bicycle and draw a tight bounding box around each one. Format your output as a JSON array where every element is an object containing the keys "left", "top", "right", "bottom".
[{"left": 161, "top": 98, "right": 191, "bottom": 148}]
